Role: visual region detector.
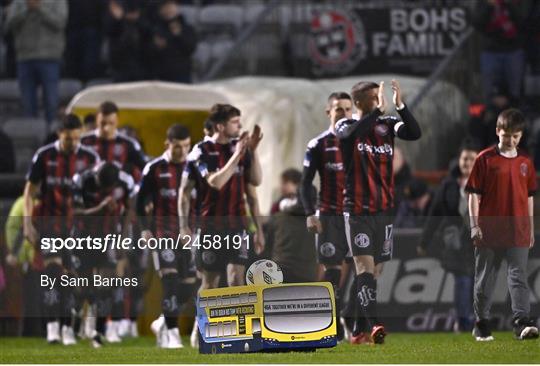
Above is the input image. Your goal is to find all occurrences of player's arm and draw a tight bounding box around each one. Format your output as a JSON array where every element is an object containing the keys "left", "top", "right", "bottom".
[
  {"left": 246, "top": 125, "right": 263, "bottom": 186},
  {"left": 300, "top": 141, "right": 322, "bottom": 234},
  {"left": 72, "top": 173, "right": 115, "bottom": 216},
  {"left": 22, "top": 181, "right": 39, "bottom": 245},
  {"left": 336, "top": 81, "right": 386, "bottom": 140},
  {"left": 529, "top": 196, "right": 534, "bottom": 248},
  {"left": 466, "top": 154, "right": 485, "bottom": 241},
  {"left": 23, "top": 148, "right": 46, "bottom": 245},
  {"left": 206, "top": 132, "right": 249, "bottom": 190},
  {"left": 468, "top": 193, "right": 482, "bottom": 240},
  {"left": 121, "top": 175, "right": 136, "bottom": 237},
  {"left": 527, "top": 160, "right": 537, "bottom": 248},
  {"left": 245, "top": 184, "right": 264, "bottom": 255},
  {"left": 5, "top": 197, "right": 24, "bottom": 265},
  {"left": 392, "top": 79, "right": 421, "bottom": 141},
  {"left": 136, "top": 164, "right": 154, "bottom": 238},
  {"left": 178, "top": 176, "right": 195, "bottom": 236},
  {"left": 117, "top": 173, "right": 136, "bottom": 275},
  {"left": 129, "top": 139, "right": 149, "bottom": 171}
]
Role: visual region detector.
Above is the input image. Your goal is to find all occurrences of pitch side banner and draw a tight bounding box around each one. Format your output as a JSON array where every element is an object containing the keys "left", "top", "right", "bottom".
[
  {"left": 304, "top": 0, "right": 472, "bottom": 77},
  {"left": 380, "top": 230, "right": 540, "bottom": 332}
]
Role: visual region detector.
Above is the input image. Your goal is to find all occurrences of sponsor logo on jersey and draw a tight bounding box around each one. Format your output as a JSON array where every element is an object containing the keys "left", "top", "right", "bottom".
[
  {"left": 325, "top": 162, "right": 344, "bottom": 171},
  {"left": 114, "top": 144, "right": 125, "bottom": 156},
  {"left": 75, "top": 160, "right": 88, "bottom": 172},
  {"left": 45, "top": 176, "right": 73, "bottom": 186},
  {"left": 159, "top": 188, "right": 177, "bottom": 198},
  {"left": 357, "top": 142, "right": 393, "bottom": 155}
]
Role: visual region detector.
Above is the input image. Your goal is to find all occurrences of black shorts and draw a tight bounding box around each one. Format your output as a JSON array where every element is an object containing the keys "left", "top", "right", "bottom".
[
  {"left": 194, "top": 229, "right": 251, "bottom": 272},
  {"left": 316, "top": 214, "right": 350, "bottom": 265},
  {"left": 152, "top": 247, "right": 194, "bottom": 279},
  {"left": 70, "top": 249, "right": 117, "bottom": 273},
  {"left": 344, "top": 211, "right": 394, "bottom": 264}
]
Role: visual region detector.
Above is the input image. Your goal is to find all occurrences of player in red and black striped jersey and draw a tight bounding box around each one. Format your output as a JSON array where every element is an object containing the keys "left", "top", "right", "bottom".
[
  {"left": 81, "top": 101, "right": 147, "bottom": 180},
  {"left": 23, "top": 114, "right": 99, "bottom": 345},
  {"left": 178, "top": 104, "right": 263, "bottom": 289},
  {"left": 72, "top": 162, "right": 135, "bottom": 348},
  {"left": 136, "top": 124, "right": 191, "bottom": 348},
  {"left": 300, "top": 92, "right": 352, "bottom": 341},
  {"left": 81, "top": 101, "right": 148, "bottom": 338},
  {"left": 336, "top": 80, "right": 421, "bottom": 344}
]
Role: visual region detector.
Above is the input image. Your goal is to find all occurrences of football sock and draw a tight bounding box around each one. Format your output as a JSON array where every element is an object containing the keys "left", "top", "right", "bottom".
[
  {"left": 129, "top": 279, "right": 144, "bottom": 321},
  {"left": 162, "top": 273, "right": 181, "bottom": 330},
  {"left": 111, "top": 287, "right": 124, "bottom": 320},
  {"left": 43, "top": 263, "right": 63, "bottom": 322},
  {"left": 354, "top": 272, "right": 378, "bottom": 334},
  {"left": 96, "top": 288, "right": 112, "bottom": 335}
]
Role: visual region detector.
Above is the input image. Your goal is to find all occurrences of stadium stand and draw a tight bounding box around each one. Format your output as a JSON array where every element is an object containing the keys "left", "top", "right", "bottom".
[
  {"left": 2, "top": 117, "right": 47, "bottom": 174},
  {"left": 58, "top": 79, "right": 83, "bottom": 105}
]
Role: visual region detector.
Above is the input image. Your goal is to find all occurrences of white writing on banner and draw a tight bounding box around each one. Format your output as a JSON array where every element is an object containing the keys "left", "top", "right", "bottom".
[
  {"left": 377, "top": 258, "right": 540, "bottom": 304},
  {"left": 372, "top": 8, "right": 467, "bottom": 57},
  {"left": 263, "top": 299, "right": 332, "bottom": 314}
]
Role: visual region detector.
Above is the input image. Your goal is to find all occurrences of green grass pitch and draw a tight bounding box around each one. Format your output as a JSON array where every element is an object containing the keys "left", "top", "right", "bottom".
[{"left": 0, "top": 333, "right": 538, "bottom": 364}]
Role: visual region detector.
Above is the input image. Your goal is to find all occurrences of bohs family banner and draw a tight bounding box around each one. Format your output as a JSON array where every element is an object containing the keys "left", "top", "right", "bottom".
[{"left": 305, "top": 1, "right": 472, "bottom": 77}]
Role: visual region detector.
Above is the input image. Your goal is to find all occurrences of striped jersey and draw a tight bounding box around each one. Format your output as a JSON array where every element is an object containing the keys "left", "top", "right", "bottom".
[
  {"left": 186, "top": 138, "right": 251, "bottom": 231},
  {"left": 27, "top": 141, "right": 99, "bottom": 233},
  {"left": 302, "top": 129, "right": 345, "bottom": 215},
  {"left": 138, "top": 152, "right": 185, "bottom": 237}
]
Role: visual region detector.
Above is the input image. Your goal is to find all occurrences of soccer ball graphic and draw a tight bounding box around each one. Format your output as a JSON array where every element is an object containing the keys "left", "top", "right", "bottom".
[{"left": 245, "top": 259, "right": 284, "bottom": 285}]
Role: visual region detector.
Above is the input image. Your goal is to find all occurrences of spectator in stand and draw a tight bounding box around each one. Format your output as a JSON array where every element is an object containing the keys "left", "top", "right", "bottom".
[
  {"left": 469, "top": 85, "right": 513, "bottom": 149},
  {"left": 4, "top": 0, "right": 67, "bottom": 124},
  {"left": 147, "top": 0, "right": 197, "bottom": 83},
  {"left": 472, "top": 0, "right": 529, "bottom": 102},
  {"left": 394, "top": 178, "right": 432, "bottom": 229},
  {"left": 64, "top": 0, "right": 106, "bottom": 82},
  {"left": 417, "top": 142, "right": 480, "bottom": 332},
  {"left": 468, "top": 85, "right": 529, "bottom": 151},
  {"left": 270, "top": 168, "right": 302, "bottom": 215},
  {"left": 105, "top": 0, "right": 151, "bottom": 82}
]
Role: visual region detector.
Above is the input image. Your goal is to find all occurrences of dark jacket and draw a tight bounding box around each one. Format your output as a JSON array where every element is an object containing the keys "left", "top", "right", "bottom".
[
  {"left": 148, "top": 14, "right": 196, "bottom": 83},
  {"left": 105, "top": 5, "right": 151, "bottom": 82},
  {"left": 420, "top": 165, "right": 474, "bottom": 276},
  {"left": 266, "top": 189, "right": 317, "bottom": 283}
]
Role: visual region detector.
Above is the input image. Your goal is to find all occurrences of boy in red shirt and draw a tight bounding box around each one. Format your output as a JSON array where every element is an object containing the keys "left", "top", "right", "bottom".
[{"left": 466, "top": 108, "right": 539, "bottom": 341}]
